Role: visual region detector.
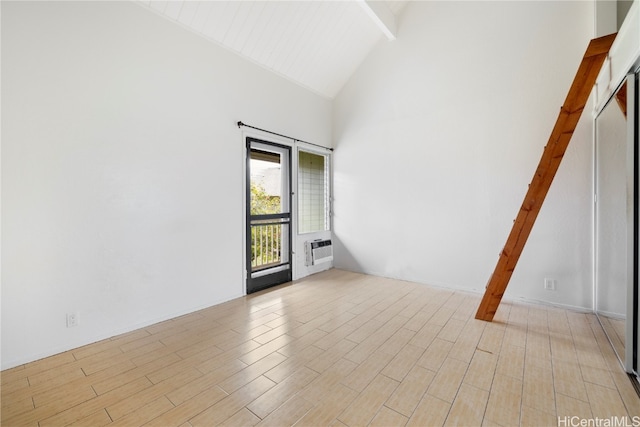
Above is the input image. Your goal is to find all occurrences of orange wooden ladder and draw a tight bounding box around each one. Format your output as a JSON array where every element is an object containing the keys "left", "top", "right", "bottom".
[{"left": 475, "top": 33, "right": 617, "bottom": 322}]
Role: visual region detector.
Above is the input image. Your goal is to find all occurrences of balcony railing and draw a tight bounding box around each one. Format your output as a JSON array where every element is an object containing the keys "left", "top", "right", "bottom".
[{"left": 251, "top": 223, "right": 283, "bottom": 270}]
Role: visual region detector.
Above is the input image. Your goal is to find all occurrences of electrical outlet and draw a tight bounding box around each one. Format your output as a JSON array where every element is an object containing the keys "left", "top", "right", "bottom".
[
  {"left": 544, "top": 278, "right": 557, "bottom": 291},
  {"left": 66, "top": 313, "right": 78, "bottom": 328}
]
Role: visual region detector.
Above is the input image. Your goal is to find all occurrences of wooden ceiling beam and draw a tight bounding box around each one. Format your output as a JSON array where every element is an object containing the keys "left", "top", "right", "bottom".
[
  {"left": 475, "top": 33, "right": 617, "bottom": 322},
  {"left": 358, "top": 0, "right": 397, "bottom": 41}
]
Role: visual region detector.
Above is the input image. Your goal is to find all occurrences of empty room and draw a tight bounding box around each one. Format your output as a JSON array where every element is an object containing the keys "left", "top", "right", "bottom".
[{"left": 3, "top": 0, "right": 640, "bottom": 426}]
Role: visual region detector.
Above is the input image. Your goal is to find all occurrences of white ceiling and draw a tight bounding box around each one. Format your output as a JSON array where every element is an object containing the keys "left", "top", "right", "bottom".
[{"left": 138, "top": 1, "right": 408, "bottom": 98}]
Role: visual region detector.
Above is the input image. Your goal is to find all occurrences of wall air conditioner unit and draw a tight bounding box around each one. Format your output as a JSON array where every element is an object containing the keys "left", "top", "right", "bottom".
[{"left": 305, "top": 239, "right": 333, "bottom": 266}]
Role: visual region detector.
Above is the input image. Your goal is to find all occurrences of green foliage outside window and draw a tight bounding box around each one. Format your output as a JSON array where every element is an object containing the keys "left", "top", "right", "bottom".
[
  {"left": 250, "top": 182, "right": 280, "bottom": 215},
  {"left": 250, "top": 182, "right": 282, "bottom": 268}
]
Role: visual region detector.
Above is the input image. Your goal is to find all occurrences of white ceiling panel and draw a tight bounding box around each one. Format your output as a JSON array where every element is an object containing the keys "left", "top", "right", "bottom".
[
  {"left": 137, "top": 0, "right": 409, "bottom": 98},
  {"left": 190, "top": 2, "right": 214, "bottom": 32},
  {"left": 163, "top": 0, "right": 184, "bottom": 19},
  {"left": 176, "top": 2, "right": 198, "bottom": 25}
]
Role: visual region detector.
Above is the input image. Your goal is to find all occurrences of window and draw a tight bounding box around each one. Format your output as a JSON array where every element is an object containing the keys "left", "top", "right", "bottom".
[{"left": 298, "top": 150, "right": 329, "bottom": 233}]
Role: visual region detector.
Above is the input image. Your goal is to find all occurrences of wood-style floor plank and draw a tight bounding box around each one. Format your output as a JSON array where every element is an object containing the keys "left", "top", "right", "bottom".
[{"left": 2, "top": 269, "right": 639, "bottom": 426}]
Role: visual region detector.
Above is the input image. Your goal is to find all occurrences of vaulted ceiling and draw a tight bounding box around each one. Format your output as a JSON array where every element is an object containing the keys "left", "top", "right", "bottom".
[{"left": 137, "top": 1, "right": 408, "bottom": 98}]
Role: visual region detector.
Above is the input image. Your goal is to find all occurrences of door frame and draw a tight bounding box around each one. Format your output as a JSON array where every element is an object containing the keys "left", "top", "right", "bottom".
[{"left": 245, "top": 136, "right": 294, "bottom": 294}]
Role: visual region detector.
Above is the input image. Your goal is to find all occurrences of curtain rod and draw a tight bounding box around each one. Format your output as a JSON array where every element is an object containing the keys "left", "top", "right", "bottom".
[{"left": 237, "top": 121, "right": 333, "bottom": 152}]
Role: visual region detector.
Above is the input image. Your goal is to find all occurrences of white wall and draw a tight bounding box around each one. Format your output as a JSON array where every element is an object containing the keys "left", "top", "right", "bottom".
[
  {"left": 1, "top": 1, "right": 331, "bottom": 369},
  {"left": 333, "top": 1, "right": 596, "bottom": 309},
  {"left": 596, "top": 0, "right": 618, "bottom": 37}
]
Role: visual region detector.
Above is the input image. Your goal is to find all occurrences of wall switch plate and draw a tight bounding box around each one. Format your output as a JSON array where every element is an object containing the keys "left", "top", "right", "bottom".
[
  {"left": 66, "top": 313, "right": 78, "bottom": 328},
  {"left": 544, "top": 278, "right": 556, "bottom": 291}
]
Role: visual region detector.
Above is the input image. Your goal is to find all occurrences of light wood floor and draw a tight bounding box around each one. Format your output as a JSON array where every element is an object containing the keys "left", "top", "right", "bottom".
[
  {"left": 2, "top": 269, "right": 640, "bottom": 426},
  {"left": 599, "top": 315, "right": 626, "bottom": 364}
]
